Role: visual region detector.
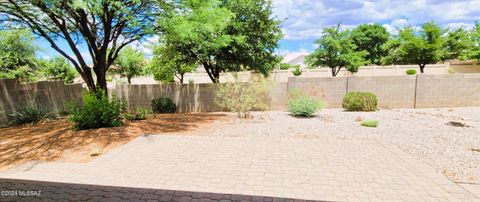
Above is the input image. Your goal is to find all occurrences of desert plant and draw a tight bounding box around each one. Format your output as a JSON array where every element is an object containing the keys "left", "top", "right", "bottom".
[
  {"left": 124, "top": 106, "right": 153, "bottom": 120},
  {"left": 69, "top": 90, "right": 125, "bottom": 130},
  {"left": 406, "top": 69, "right": 417, "bottom": 75},
  {"left": 215, "top": 77, "right": 270, "bottom": 118},
  {"left": 361, "top": 119, "right": 378, "bottom": 127},
  {"left": 7, "top": 104, "right": 53, "bottom": 125},
  {"left": 288, "top": 96, "right": 324, "bottom": 117},
  {"left": 151, "top": 97, "right": 176, "bottom": 114},
  {"left": 287, "top": 89, "right": 325, "bottom": 117},
  {"left": 292, "top": 66, "right": 302, "bottom": 76},
  {"left": 342, "top": 92, "right": 377, "bottom": 111}
]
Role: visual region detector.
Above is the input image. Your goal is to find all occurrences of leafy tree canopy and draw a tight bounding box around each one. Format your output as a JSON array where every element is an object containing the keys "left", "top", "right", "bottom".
[
  {"left": 0, "top": 0, "right": 160, "bottom": 92},
  {"left": 158, "top": 0, "right": 282, "bottom": 83},
  {"left": 0, "top": 29, "right": 39, "bottom": 81},
  {"left": 467, "top": 22, "right": 480, "bottom": 62},
  {"left": 306, "top": 24, "right": 367, "bottom": 77},
  {"left": 382, "top": 22, "right": 445, "bottom": 73},
  {"left": 443, "top": 27, "right": 472, "bottom": 61},
  {"left": 40, "top": 56, "right": 78, "bottom": 84},
  {"left": 350, "top": 23, "right": 390, "bottom": 65},
  {"left": 147, "top": 42, "right": 196, "bottom": 84},
  {"left": 110, "top": 46, "right": 145, "bottom": 84}
]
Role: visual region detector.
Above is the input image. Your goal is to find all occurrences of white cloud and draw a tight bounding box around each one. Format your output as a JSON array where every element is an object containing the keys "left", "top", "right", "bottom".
[
  {"left": 277, "top": 48, "right": 309, "bottom": 57},
  {"left": 130, "top": 35, "right": 159, "bottom": 56},
  {"left": 272, "top": 0, "right": 480, "bottom": 40}
]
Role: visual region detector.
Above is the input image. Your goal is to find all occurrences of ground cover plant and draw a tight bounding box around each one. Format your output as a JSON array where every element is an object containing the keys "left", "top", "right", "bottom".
[
  {"left": 7, "top": 104, "right": 53, "bottom": 125},
  {"left": 124, "top": 106, "right": 153, "bottom": 121},
  {"left": 343, "top": 92, "right": 377, "bottom": 111},
  {"left": 287, "top": 89, "right": 325, "bottom": 117},
  {"left": 69, "top": 90, "right": 125, "bottom": 130},
  {"left": 151, "top": 97, "right": 176, "bottom": 114},
  {"left": 361, "top": 119, "right": 379, "bottom": 127}
]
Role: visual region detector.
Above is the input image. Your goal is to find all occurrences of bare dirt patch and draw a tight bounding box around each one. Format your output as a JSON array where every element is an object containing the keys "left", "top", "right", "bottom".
[{"left": 0, "top": 113, "right": 228, "bottom": 170}]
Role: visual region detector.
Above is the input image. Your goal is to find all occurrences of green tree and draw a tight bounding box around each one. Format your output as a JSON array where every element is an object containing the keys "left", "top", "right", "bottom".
[
  {"left": 350, "top": 24, "right": 390, "bottom": 65},
  {"left": 158, "top": 0, "right": 282, "bottom": 83},
  {"left": 306, "top": 24, "right": 367, "bottom": 77},
  {"left": 148, "top": 42, "right": 196, "bottom": 83},
  {"left": 110, "top": 46, "right": 145, "bottom": 84},
  {"left": 0, "top": 0, "right": 159, "bottom": 92},
  {"left": 382, "top": 22, "right": 445, "bottom": 73},
  {"left": 467, "top": 22, "right": 480, "bottom": 62},
  {"left": 41, "top": 56, "right": 78, "bottom": 84},
  {"left": 0, "top": 29, "right": 38, "bottom": 81},
  {"left": 443, "top": 27, "right": 471, "bottom": 61}
]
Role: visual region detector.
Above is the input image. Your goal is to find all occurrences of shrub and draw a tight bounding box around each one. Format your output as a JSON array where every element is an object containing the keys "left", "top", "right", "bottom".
[
  {"left": 406, "top": 69, "right": 417, "bottom": 75},
  {"left": 69, "top": 90, "right": 125, "bottom": 130},
  {"left": 7, "top": 104, "right": 53, "bottom": 125},
  {"left": 215, "top": 77, "right": 270, "bottom": 118},
  {"left": 287, "top": 90, "right": 325, "bottom": 117},
  {"left": 124, "top": 106, "right": 153, "bottom": 120},
  {"left": 288, "top": 96, "right": 324, "bottom": 117},
  {"left": 342, "top": 92, "right": 377, "bottom": 111},
  {"left": 361, "top": 119, "right": 378, "bottom": 127},
  {"left": 292, "top": 66, "right": 302, "bottom": 76},
  {"left": 151, "top": 97, "right": 176, "bottom": 113},
  {"left": 188, "top": 78, "right": 194, "bottom": 84},
  {"left": 279, "top": 63, "right": 291, "bottom": 70}
]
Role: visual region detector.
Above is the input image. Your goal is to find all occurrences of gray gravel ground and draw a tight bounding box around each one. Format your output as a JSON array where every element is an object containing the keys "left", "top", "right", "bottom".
[{"left": 180, "top": 107, "right": 480, "bottom": 184}]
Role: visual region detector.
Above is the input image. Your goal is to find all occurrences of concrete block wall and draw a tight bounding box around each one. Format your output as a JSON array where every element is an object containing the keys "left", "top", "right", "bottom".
[
  {"left": 415, "top": 74, "right": 480, "bottom": 108},
  {"left": 288, "top": 77, "right": 347, "bottom": 108},
  {"left": 2, "top": 74, "right": 479, "bottom": 120},
  {"left": 0, "top": 79, "right": 83, "bottom": 121},
  {"left": 114, "top": 84, "right": 223, "bottom": 113},
  {"left": 286, "top": 74, "right": 480, "bottom": 109},
  {"left": 347, "top": 76, "right": 416, "bottom": 108}
]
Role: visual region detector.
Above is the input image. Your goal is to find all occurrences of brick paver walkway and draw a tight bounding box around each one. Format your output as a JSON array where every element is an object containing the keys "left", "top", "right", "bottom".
[
  {"left": 0, "top": 178, "right": 318, "bottom": 202},
  {"left": 0, "top": 136, "right": 478, "bottom": 201}
]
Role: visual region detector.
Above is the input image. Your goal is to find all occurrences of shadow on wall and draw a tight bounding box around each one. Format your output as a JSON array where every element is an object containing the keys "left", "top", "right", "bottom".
[
  {"left": 114, "top": 83, "right": 223, "bottom": 113},
  {"left": 0, "top": 178, "right": 324, "bottom": 201},
  {"left": 0, "top": 79, "right": 83, "bottom": 121}
]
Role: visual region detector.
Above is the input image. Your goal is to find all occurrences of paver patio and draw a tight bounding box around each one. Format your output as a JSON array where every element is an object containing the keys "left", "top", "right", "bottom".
[{"left": 0, "top": 135, "right": 478, "bottom": 201}]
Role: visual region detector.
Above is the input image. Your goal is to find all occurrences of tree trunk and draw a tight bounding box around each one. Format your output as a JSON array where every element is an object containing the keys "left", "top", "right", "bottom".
[
  {"left": 127, "top": 76, "right": 132, "bottom": 84},
  {"left": 203, "top": 62, "right": 220, "bottom": 83},
  {"left": 179, "top": 73, "right": 184, "bottom": 84},
  {"left": 419, "top": 64, "right": 425, "bottom": 73},
  {"left": 332, "top": 67, "right": 342, "bottom": 77},
  {"left": 93, "top": 65, "right": 108, "bottom": 94},
  {"left": 80, "top": 67, "right": 96, "bottom": 91}
]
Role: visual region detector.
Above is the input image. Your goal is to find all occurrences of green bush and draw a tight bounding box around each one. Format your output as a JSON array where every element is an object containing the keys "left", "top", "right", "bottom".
[
  {"left": 7, "top": 104, "right": 53, "bottom": 125},
  {"left": 215, "top": 77, "right": 270, "bottom": 118},
  {"left": 124, "top": 106, "right": 153, "bottom": 120},
  {"left": 69, "top": 90, "right": 125, "bottom": 130},
  {"left": 406, "top": 69, "right": 417, "bottom": 75},
  {"left": 292, "top": 66, "right": 302, "bottom": 76},
  {"left": 288, "top": 90, "right": 325, "bottom": 117},
  {"left": 151, "top": 97, "right": 176, "bottom": 113},
  {"left": 342, "top": 92, "right": 377, "bottom": 112},
  {"left": 361, "top": 119, "right": 378, "bottom": 127}
]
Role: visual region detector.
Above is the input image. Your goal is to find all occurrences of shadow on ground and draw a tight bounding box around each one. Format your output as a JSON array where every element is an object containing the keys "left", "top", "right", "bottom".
[
  {"left": 0, "top": 113, "right": 226, "bottom": 170},
  {"left": 0, "top": 178, "right": 325, "bottom": 202}
]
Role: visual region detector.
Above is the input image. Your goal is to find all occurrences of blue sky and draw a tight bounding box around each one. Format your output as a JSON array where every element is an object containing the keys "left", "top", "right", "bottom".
[{"left": 37, "top": 0, "right": 480, "bottom": 62}]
